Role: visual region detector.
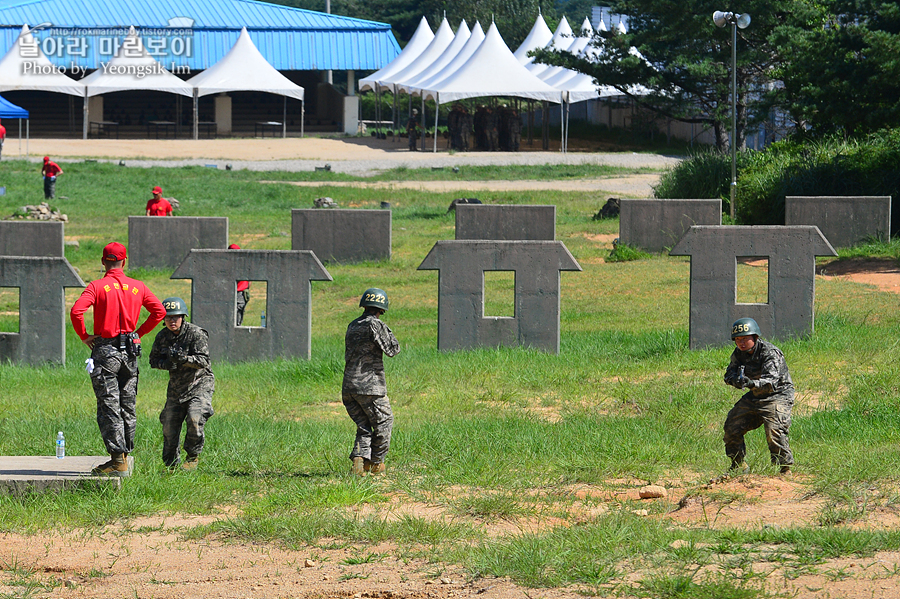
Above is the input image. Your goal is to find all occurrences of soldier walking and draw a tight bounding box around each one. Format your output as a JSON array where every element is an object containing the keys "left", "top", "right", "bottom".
[
  {"left": 720, "top": 318, "right": 795, "bottom": 478},
  {"left": 343, "top": 288, "right": 400, "bottom": 476},
  {"left": 149, "top": 297, "right": 215, "bottom": 470},
  {"left": 406, "top": 109, "right": 421, "bottom": 151},
  {"left": 70, "top": 242, "right": 166, "bottom": 476}
]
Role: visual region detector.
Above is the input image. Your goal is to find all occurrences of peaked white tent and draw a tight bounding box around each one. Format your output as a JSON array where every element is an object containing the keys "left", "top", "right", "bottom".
[
  {"left": 513, "top": 13, "right": 553, "bottom": 65},
  {"left": 379, "top": 17, "right": 455, "bottom": 91},
  {"left": 537, "top": 18, "right": 594, "bottom": 87},
  {"left": 409, "top": 21, "right": 485, "bottom": 95},
  {"left": 187, "top": 27, "right": 305, "bottom": 139},
  {"left": 359, "top": 16, "right": 434, "bottom": 93},
  {"left": 396, "top": 20, "right": 470, "bottom": 95},
  {"left": 526, "top": 17, "right": 572, "bottom": 78},
  {"left": 0, "top": 24, "right": 85, "bottom": 154}
]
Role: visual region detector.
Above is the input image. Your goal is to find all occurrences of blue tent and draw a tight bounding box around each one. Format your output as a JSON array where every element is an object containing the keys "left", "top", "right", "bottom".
[{"left": 0, "top": 94, "right": 28, "bottom": 118}]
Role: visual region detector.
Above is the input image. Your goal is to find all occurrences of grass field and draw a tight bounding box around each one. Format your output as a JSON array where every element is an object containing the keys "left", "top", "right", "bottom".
[{"left": 1, "top": 159, "right": 899, "bottom": 598}]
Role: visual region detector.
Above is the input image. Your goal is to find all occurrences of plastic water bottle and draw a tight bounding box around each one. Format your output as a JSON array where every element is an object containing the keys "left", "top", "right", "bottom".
[
  {"left": 55, "top": 431, "right": 65, "bottom": 459},
  {"left": 261, "top": 312, "right": 266, "bottom": 328}
]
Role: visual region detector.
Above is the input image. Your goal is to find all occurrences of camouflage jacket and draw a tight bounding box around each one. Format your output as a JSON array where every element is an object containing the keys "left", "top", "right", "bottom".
[
  {"left": 724, "top": 338, "right": 793, "bottom": 398},
  {"left": 342, "top": 313, "right": 400, "bottom": 395},
  {"left": 149, "top": 321, "right": 215, "bottom": 403}
]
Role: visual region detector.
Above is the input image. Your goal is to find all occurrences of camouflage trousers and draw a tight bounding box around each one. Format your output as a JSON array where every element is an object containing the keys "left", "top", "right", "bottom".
[
  {"left": 160, "top": 394, "right": 214, "bottom": 467},
  {"left": 89, "top": 342, "right": 139, "bottom": 455},
  {"left": 342, "top": 392, "right": 393, "bottom": 464},
  {"left": 724, "top": 390, "right": 794, "bottom": 466},
  {"left": 235, "top": 290, "right": 248, "bottom": 326}
]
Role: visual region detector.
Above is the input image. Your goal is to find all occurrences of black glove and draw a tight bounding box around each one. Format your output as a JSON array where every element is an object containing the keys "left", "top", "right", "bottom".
[{"left": 170, "top": 348, "right": 187, "bottom": 367}]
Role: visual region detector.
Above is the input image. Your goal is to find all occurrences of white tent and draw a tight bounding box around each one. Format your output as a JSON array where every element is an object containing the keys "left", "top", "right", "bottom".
[
  {"left": 410, "top": 21, "right": 485, "bottom": 95},
  {"left": 396, "top": 20, "right": 470, "bottom": 95},
  {"left": 379, "top": 17, "right": 455, "bottom": 91},
  {"left": 187, "top": 27, "right": 305, "bottom": 139},
  {"left": 526, "top": 17, "right": 572, "bottom": 78},
  {"left": 359, "top": 16, "right": 434, "bottom": 93},
  {"left": 513, "top": 13, "right": 553, "bottom": 65},
  {"left": 537, "top": 18, "right": 594, "bottom": 87},
  {"left": 0, "top": 24, "right": 85, "bottom": 154}
]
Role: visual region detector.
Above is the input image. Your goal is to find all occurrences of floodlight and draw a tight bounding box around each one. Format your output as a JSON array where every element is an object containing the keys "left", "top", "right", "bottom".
[
  {"left": 712, "top": 11, "right": 731, "bottom": 27},
  {"left": 736, "top": 13, "right": 751, "bottom": 29}
]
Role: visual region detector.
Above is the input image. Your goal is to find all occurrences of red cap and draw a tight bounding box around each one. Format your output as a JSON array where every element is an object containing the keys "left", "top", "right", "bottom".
[
  {"left": 102, "top": 242, "right": 127, "bottom": 261},
  {"left": 152, "top": 186, "right": 162, "bottom": 194},
  {"left": 228, "top": 243, "right": 241, "bottom": 249},
  {"left": 43, "top": 156, "right": 49, "bottom": 163}
]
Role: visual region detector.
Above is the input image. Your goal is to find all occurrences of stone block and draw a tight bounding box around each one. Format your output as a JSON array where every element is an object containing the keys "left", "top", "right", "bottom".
[
  {"left": 418, "top": 240, "right": 581, "bottom": 354},
  {"left": 670, "top": 226, "right": 836, "bottom": 349},
  {"left": 128, "top": 216, "right": 229, "bottom": 269},
  {"left": 619, "top": 199, "right": 722, "bottom": 252},
  {"left": 0, "top": 256, "right": 84, "bottom": 365},
  {"left": 455, "top": 204, "right": 556, "bottom": 240},
  {"left": 171, "top": 249, "right": 332, "bottom": 362},
  {"left": 785, "top": 196, "right": 891, "bottom": 248},
  {"left": 0, "top": 221, "right": 65, "bottom": 257},
  {"left": 291, "top": 209, "right": 391, "bottom": 262}
]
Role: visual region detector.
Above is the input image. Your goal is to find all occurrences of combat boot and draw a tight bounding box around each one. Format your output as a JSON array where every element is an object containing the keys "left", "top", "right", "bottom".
[
  {"left": 779, "top": 465, "right": 791, "bottom": 476},
  {"left": 350, "top": 457, "right": 366, "bottom": 476},
  {"left": 182, "top": 455, "right": 199, "bottom": 471},
  {"left": 91, "top": 453, "right": 128, "bottom": 477},
  {"left": 369, "top": 462, "right": 386, "bottom": 475}
]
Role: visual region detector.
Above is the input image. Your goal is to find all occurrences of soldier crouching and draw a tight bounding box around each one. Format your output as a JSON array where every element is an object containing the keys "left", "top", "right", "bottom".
[
  {"left": 149, "top": 297, "right": 215, "bottom": 470},
  {"left": 721, "top": 317, "right": 794, "bottom": 476},
  {"left": 343, "top": 288, "right": 400, "bottom": 476}
]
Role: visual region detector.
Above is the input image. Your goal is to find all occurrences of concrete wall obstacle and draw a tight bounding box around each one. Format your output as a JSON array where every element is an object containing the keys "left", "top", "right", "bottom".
[
  {"left": 455, "top": 205, "right": 556, "bottom": 240},
  {"left": 292, "top": 209, "right": 391, "bottom": 262},
  {"left": 0, "top": 221, "right": 65, "bottom": 257},
  {"left": 171, "top": 249, "right": 332, "bottom": 362},
  {"left": 418, "top": 240, "right": 582, "bottom": 354},
  {"left": 670, "top": 226, "right": 836, "bottom": 349},
  {"left": 128, "top": 216, "right": 229, "bottom": 269},
  {"left": 619, "top": 199, "right": 722, "bottom": 253},
  {"left": 0, "top": 256, "right": 84, "bottom": 365},
  {"left": 785, "top": 196, "right": 891, "bottom": 248}
]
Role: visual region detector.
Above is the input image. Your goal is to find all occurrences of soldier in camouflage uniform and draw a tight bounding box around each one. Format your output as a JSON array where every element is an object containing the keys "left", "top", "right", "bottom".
[
  {"left": 343, "top": 288, "right": 400, "bottom": 476},
  {"left": 149, "top": 297, "right": 215, "bottom": 470},
  {"left": 722, "top": 317, "right": 794, "bottom": 475}
]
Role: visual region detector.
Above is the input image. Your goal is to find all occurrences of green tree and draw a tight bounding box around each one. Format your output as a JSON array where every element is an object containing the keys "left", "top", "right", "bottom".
[
  {"left": 769, "top": 0, "right": 900, "bottom": 136},
  {"left": 532, "top": 0, "right": 814, "bottom": 151}
]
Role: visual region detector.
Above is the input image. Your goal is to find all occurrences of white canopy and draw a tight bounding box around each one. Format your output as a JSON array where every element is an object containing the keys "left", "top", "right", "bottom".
[
  {"left": 410, "top": 22, "right": 485, "bottom": 95},
  {"left": 513, "top": 13, "right": 553, "bottom": 65},
  {"left": 537, "top": 18, "right": 594, "bottom": 87},
  {"left": 0, "top": 25, "right": 85, "bottom": 96},
  {"left": 187, "top": 27, "right": 304, "bottom": 100},
  {"left": 359, "top": 16, "right": 434, "bottom": 93},
  {"left": 396, "top": 20, "right": 470, "bottom": 95},
  {"left": 421, "top": 22, "right": 561, "bottom": 104},
  {"left": 377, "top": 17, "right": 455, "bottom": 91},
  {"left": 526, "top": 17, "right": 572, "bottom": 78},
  {"left": 81, "top": 27, "right": 193, "bottom": 97}
]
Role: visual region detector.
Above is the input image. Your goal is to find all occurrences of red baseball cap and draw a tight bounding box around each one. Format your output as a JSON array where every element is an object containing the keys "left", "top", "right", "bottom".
[
  {"left": 152, "top": 186, "right": 162, "bottom": 194},
  {"left": 102, "top": 242, "right": 127, "bottom": 261},
  {"left": 228, "top": 243, "right": 241, "bottom": 249},
  {"left": 43, "top": 156, "right": 49, "bottom": 163}
]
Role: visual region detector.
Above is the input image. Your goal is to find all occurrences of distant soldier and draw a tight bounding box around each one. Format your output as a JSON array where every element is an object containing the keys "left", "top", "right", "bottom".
[
  {"left": 343, "top": 288, "right": 400, "bottom": 476},
  {"left": 720, "top": 318, "right": 794, "bottom": 478},
  {"left": 70, "top": 242, "right": 166, "bottom": 476},
  {"left": 460, "top": 108, "right": 473, "bottom": 152},
  {"left": 406, "top": 109, "right": 421, "bottom": 151},
  {"left": 507, "top": 107, "right": 521, "bottom": 151},
  {"left": 498, "top": 104, "right": 510, "bottom": 151},
  {"left": 149, "top": 297, "right": 215, "bottom": 471},
  {"left": 448, "top": 103, "right": 464, "bottom": 151},
  {"left": 228, "top": 243, "right": 250, "bottom": 325},
  {"left": 474, "top": 105, "right": 488, "bottom": 150},
  {"left": 485, "top": 106, "right": 499, "bottom": 151}
]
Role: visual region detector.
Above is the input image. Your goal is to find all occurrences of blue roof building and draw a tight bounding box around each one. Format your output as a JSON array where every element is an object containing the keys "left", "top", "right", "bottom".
[{"left": 0, "top": 0, "right": 400, "bottom": 71}]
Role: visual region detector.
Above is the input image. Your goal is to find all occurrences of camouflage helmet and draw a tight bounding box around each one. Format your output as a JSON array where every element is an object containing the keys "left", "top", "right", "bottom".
[
  {"left": 731, "top": 317, "right": 761, "bottom": 339},
  {"left": 359, "top": 288, "right": 389, "bottom": 311},
  {"left": 162, "top": 297, "right": 189, "bottom": 318}
]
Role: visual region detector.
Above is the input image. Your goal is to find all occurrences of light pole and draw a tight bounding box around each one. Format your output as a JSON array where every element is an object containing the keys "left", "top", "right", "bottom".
[{"left": 713, "top": 10, "right": 750, "bottom": 221}]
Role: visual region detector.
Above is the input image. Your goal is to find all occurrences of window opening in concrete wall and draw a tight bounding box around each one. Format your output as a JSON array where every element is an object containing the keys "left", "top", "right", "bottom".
[
  {"left": 736, "top": 257, "right": 769, "bottom": 304},
  {"left": 236, "top": 280, "right": 268, "bottom": 327},
  {"left": 0, "top": 287, "right": 19, "bottom": 333},
  {"left": 483, "top": 271, "right": 515, "bottom": 317}
]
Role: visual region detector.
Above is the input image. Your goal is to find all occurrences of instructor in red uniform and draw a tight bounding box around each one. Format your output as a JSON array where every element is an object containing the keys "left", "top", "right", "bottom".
[{"left": 70, "top": 242, "right": 166, "bottom": 476}]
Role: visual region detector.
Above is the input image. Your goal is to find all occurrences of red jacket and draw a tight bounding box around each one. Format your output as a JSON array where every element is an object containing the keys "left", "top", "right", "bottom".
[
  {"left": 70, "top": 268, "right": 165, "bottom": 340},
  {"left": 42, "top": 161, "right": 62, "bottom": 177}
]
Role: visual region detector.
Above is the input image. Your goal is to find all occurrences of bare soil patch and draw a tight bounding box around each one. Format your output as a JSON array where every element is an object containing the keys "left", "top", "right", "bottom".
[{"left": 744, "top": 256, "right": 900, "bottom": 295}]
